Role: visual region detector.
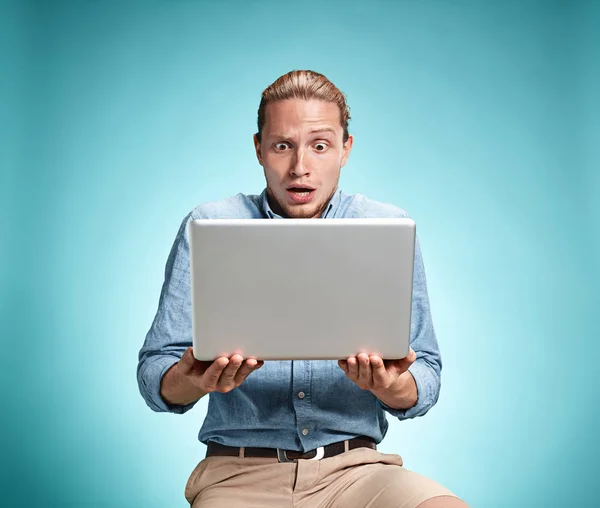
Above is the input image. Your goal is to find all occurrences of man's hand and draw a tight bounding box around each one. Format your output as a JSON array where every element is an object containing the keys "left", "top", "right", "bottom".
[
  {"left": 176, "top": 347, "right": 264, "bottom": 393},
  {"left": 160, "top": 347, "right": 264, "bottom": 406},
  {"left": 338, "top": 349, "right": 418, "bottom": 410}
]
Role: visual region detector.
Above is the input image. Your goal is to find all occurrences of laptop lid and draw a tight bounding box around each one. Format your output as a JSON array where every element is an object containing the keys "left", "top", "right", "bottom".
[{"left": 189, "top": 218, "right": 415, "bottom": 361}]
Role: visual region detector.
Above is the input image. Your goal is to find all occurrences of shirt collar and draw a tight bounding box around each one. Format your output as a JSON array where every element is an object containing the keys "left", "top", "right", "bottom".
[{"left": 260, "top": 188, "right": 342, "bottom": 219}]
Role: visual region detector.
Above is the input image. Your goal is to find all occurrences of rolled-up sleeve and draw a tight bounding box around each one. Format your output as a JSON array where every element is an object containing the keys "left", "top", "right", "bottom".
[
  {"left": 379, "top": 236, "right": 442, "bottom": 420},
  {"left": 137, "top": 212, "right": 199, "bottom": 414}
]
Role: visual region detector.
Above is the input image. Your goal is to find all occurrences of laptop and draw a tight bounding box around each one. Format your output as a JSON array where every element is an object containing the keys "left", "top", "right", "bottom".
[{"left": 188, "top": 218, "right": 416, "bottom": 361}]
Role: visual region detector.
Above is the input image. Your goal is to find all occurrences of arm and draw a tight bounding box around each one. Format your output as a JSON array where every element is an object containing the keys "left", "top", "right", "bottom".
[
  {"left": 137, "top": 213, "right": 263, "bottom": 413},
  {"left": 391, "top": 235, "right": 442, "bottom": 418},
  {"left": 339, "top": 237, "right": 442, "bottom": 419},
  {"left": 137, "top": 212, "right": 197, "bottom": 413}
]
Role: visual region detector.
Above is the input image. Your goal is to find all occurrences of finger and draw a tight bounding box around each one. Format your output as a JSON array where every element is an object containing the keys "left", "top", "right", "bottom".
[
  {"left": 233, "top": 358, "right": 262, "bottom": 384},
  {"left": 221, "top": 354, "right": 243, "bottom": 378},
  {"left": 346, "top": 356, "right": 359, "bottom": 379},
  {"left": 338, "top": 359, "right": 349, "bottom": 374},
  {"left": 357, "top": 353, "right": 372, "bottom": 387},
  {"left": 200, "top": 357, "right": 229, "bottom": 391},
  {"left": 244, "top": 357, "right": 265, "bottom": 369},
  {"left": 218, "top": 354, "right": 244, "bottom": 387},
  {"left": 243, "top": 359, "right": 264, "bottom": 371},
  {"left": 370, "top": 355, "right": 389, "bottom": 389}
]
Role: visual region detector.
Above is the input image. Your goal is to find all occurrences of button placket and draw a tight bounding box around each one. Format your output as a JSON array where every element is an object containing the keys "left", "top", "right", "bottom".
[{"left": 292, "top": 360, "right": 313, "bottom": 444}]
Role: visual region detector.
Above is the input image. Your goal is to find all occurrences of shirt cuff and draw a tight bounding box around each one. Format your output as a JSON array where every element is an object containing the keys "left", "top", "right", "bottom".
[
  {"left": 378, "top": 360, "right": 440, "bottom": 420},
  {"left": 138, "top": 355, "right": 197, "bottom": 414}
]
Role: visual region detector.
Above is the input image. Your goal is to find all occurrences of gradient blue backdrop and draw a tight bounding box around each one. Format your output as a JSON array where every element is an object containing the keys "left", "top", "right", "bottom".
[{"left": 2, "top": 1, "right": 598, "bottom": 507}]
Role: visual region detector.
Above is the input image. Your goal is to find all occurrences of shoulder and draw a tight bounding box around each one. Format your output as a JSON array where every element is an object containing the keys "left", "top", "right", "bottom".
[
  {"left": 188, "top": 192, "right": 264, "bottom": 220},
  {"left": 340, "top": 191, "right": 410, "bottom": 219}
]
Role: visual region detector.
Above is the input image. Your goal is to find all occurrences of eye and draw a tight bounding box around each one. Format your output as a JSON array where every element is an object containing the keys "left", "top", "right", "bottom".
[
  {"left": 275, "top": 142, "right": 290, "bottom": 151},
  {"left": 314, "top": 142, "right": 328, "bottom": 152}
]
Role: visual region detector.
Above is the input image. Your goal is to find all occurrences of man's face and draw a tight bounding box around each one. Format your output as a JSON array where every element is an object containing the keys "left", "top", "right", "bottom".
[{"left": 254, "top": 99, "right": 353, "bottom": 218}]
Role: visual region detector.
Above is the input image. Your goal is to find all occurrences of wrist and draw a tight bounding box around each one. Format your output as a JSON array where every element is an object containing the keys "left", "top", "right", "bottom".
[
  {"left": 161, "top": 362, "right": 206, "bottom": 406},
  {"left": 372, "top": 370, "right": 417, "bottom": 410}
]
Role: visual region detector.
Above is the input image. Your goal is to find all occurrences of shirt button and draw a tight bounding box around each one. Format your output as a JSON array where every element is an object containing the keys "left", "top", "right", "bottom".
[
  {"left": 302, "top": 428, "right": 309, "bottom": 436},
  {"left": 298, "top": 392, "right": 305, "bottom": 399}
]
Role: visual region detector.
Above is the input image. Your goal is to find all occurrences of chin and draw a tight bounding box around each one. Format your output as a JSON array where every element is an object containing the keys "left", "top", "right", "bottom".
[
  {"left": 284, "top": 204, "right": 322, "bottom": 219},
  {"left": 269, "top": 189, "right": 326, "bottom": 218}
]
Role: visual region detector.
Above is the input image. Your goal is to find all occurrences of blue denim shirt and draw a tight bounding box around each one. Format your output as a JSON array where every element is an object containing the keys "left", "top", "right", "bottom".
[{"left": 137, "top": 188, "right": 442, "bottom": 452}]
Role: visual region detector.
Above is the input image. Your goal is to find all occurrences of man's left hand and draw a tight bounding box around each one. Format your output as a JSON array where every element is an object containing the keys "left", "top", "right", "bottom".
[{"left": 338, "top": 349, "right": 418, "bottom": 409}]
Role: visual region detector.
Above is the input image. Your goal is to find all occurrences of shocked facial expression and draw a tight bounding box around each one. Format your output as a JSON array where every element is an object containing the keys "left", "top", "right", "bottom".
[{"left": 254, "top": 99, "right": 353, "bottom": 218}]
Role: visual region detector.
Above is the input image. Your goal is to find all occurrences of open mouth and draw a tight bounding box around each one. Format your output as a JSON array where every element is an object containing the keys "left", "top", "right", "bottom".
[{"left": 287, "top": 187, "right": 316, "bottom": 204}]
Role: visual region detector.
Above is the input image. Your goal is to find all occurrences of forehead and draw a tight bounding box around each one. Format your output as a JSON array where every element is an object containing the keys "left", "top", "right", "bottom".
[{"left": 263, "top": 99, "right": 342, "bottom": 136}]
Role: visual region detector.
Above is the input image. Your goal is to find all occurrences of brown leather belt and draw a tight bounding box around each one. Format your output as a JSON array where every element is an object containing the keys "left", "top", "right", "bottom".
[{"left": 206, "top": 437, "right": 377, "bottom": 463}]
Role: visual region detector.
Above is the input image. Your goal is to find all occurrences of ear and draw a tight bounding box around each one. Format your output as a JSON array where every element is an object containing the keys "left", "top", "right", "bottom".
[
  {"left": 341, "top": 134, "right": 354, "bottom": 168},
  {"left": 253, "top": 133, "right": 263, "bottom": 166}
]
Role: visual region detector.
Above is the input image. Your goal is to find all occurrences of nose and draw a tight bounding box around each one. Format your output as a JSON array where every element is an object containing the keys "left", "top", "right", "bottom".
[{"left": 290, "top": 148, "right": 310, "bottom": 177}]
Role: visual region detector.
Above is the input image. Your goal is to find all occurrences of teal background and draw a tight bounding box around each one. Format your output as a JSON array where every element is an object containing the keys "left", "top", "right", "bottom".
[{"left": 2, "top": 0, "right": 598, "bottom": 507}]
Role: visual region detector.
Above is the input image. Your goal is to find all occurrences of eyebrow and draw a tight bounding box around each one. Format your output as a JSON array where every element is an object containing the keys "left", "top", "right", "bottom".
[
  {"left": 270, "top": 128, "right": 337, "bottom": 139},
  {"left": 309, "top": 128, "right": 336, "bottom": 135}
]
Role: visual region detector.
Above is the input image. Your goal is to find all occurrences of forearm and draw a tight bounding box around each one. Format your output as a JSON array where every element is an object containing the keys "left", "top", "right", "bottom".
[
  {"left": 160, "top": 362, "right": 208, "bottom": 406},
  {"left": 372, "top": 370, "right": 418, "bottom": 410}
]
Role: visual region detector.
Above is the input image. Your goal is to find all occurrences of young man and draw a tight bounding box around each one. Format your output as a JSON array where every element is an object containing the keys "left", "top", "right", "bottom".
[{"left": 137, "top": 70, "right": 468, "bottom": 508}]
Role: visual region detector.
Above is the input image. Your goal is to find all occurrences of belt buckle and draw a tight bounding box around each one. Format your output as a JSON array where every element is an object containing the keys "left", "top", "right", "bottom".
[
  {"left": 277, "top": 446, "right": 325, "bottom": 463},
  {"left": 308, "top": 446, "right": 325, "bottom": 461}
]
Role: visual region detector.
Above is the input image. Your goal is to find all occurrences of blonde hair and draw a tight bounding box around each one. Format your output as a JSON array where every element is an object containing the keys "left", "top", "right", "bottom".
[{"left": 256, "top": 70, "right": 351, "bottom": 143}]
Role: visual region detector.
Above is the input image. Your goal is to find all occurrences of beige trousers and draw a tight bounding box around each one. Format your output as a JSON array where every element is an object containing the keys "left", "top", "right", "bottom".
[{"left": 185, "top": 447, "right": 457, "bottom": 508}]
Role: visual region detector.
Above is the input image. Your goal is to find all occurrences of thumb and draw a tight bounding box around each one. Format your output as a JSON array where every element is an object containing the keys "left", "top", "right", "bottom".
[
  {"left": 399, "top": 348, "right": 417, "bottom": 369},
  {"left": 178, "top": 347, "right": 195, "bottom": 369}
]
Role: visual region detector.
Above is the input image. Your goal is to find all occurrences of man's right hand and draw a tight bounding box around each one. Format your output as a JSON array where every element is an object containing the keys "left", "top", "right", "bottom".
[
  {"left": 176, "top": 346, "right": 264, "bottom": 393},
  {"left": 160, "top": 347, "right": 264, "bottom": 406}
]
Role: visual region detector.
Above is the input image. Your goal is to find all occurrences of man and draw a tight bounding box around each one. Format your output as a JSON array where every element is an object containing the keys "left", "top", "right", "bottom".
[{"left": 137, "top": 70, "right": 468, "bottom": 508}]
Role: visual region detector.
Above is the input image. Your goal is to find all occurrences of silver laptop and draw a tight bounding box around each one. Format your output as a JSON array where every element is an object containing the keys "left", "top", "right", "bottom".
[{"left": 188, "top": 218, "right": 416, "bottom": 361}]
